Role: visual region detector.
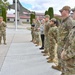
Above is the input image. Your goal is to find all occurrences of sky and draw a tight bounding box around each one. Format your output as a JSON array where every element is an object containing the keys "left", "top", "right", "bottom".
[{"left": 7, "top": 0, "right": 75, "bottom": 15}]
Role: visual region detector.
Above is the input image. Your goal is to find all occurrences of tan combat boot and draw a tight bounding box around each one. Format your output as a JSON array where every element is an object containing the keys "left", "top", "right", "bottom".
[
  {"left": 47, "top": 59, "right": 53, "bottom": 63},
  {"left": 41, "top": 50, "right": 48, "bottom": 53},
  {"left": 52, "top": 65, "right": 61, "bottom": 71},
  {"left": 43, "top": 53, "right": 48, "bottom": 56},
  {"left": 4, "top": 40, "right": 6, "bottom": 45},
  {"left": 0, "top": 40, "right": 1, "bottom": 45},
  {"left": 46, "top": 56, "right": 51, "bottom": 60}
]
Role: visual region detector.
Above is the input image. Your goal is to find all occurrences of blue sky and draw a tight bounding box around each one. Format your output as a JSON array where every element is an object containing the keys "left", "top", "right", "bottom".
[
  {"left": 7, "top": 0, "right": 75, "bottom": 15},
  {"left": 21, "top": 3, "right": 32, "bottom": 9}
]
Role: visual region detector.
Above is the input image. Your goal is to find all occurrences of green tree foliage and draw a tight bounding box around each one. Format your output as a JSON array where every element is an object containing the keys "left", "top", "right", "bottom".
[
  {"left": 30, "top": 12, "right": 35, "bottom": 24},
  {"left": 48, "top": 7, "right": 54, "bottom": 19},
  {"left": 2, "top": 7, "right": 6, "bottom": 22},
  {"left": 0, "top": 6, "right": 6, "bottom": 22},
  {"left": 54, "top": 16, "right": 61, "bottom": 22},
  {"left": 0, "top": 0, "right": 9, "bottom": 10},
  {"left": 0, "top": 0, "right": 9, "bottom": 22},
  {"left": 45, "top": 10, "right": 48, "bottom": 15}
]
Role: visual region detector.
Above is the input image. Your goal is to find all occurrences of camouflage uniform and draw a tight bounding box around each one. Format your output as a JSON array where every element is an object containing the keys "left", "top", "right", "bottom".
[
  {"left": 34, "top": 20, "right": 41, "bottom": 45},
  {"left": 48, "top": 25, "right": 58, "bottom": 60},
  {"left": 57, "top": 16, "right": 73, "bottom": 74},
  {"left": 31, "top": 24, "right": 35, "bottom": 42},
  {"left": 61, "top": 26, "right": 75, "bottom": 75},
  {"left": 31, "top": 19, "right": 36, "bottom": 42},
  {"left": 0, "top": 21, "right": 7, "bottom": 44},
  {"left": 44, "top": 21, "right": 50, "bottom": 53}
]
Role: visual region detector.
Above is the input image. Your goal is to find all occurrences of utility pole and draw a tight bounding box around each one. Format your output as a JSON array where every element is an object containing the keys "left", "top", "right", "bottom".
[{"left": 15, "top": 0, "right": 17, "bottom": 31}]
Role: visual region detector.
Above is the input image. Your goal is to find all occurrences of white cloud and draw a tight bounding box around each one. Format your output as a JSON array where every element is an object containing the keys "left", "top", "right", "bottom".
[
  {"left": 7, "top": 9, "right": 15, "bottom": 14},
  {"left": 7, "top": 0, "right": 75, "bottom": 14}
]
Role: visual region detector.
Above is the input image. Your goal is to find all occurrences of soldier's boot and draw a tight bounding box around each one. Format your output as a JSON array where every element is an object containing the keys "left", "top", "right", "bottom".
[
  {"left": 0, "top": 41, "right": 1, "bottom": 45},
  {"left": 41, "top": 50, "right": 48, "bottom": 53},
  {"left": 30, "top": 40, "right": 33, "bottom": 42},
  {"left": 35, "top": 42, "right": 39, "bottom": 46},
  {"left": 36, "top": 43, "right": 39, "bottom": 46},
  {"left": 47, "top": 59, "right": 53, "bottom": 63},
  {"left": 46, "top": 56, "right": 51, "bottom": 60},
  {"left": 0, "top": 37, "right": 2, "bottom": 45},
  {"left": 61, "top": 73, "right": 65, "bottom": 75},
  {"left": 4, "top": 40, "right": 6, "bottom": 45},
  {"left": 33, "top": 41, "right": 37, "bottom": 44},
  {"left": 52, "top": 65, "right": 61, "bottom": 71},
  {"left": 43, "top": 53, "right": 48, "bottom": 56},
  {"left": 33, "top": 40, "right": 35, "bottom": 43}
]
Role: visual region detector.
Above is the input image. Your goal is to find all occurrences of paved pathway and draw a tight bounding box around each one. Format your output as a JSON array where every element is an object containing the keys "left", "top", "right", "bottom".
[{"left": 0, "top": 24, "right": 61, "bottom": 75}]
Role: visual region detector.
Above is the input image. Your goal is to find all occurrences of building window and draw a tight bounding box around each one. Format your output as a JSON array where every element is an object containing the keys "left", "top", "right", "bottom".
[
  {"left": 7, "top": 18, "right": 10, "bottom": 21},
  {"left": 27, "top": 19, "right": 29, "bottom": 22}
]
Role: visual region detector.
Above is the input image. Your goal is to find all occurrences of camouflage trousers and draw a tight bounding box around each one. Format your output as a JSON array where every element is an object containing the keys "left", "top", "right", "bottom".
[
  {"left": 63, "top": 58, "right": 75, "bottom": 75},
  {"left": 48, "top": 39, "right": 56, "bottom": 60},
  {"left": 58, "top": 45, "right": 75, "bottom": 75},
  {"left": 57, "top": 44, "right": 66, "bottom": 74},
  {"left": 31, "top": 30, "right": 35, "bottom": 41},
  {"left": 57, "top": 45, "right": 63, "bottom": 66},
  {"left": 0, "top": 31, "right": 6, "bottom": 43},
  {"left": 44, "top": 36, "right": 49, "bottom": 53},
  {"left": 35, "top": 31, "right": 40, "bottom": 44}
]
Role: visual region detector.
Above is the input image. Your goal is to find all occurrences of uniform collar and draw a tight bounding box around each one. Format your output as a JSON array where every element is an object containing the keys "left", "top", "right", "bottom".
[{"left": 62, "top": 16, "right": 70, "bottom": 23}]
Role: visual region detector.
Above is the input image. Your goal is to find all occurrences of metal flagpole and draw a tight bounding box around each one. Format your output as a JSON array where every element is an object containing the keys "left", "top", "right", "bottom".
[{"left": 15, "top": 0, "right": 17, "bottom": 31}]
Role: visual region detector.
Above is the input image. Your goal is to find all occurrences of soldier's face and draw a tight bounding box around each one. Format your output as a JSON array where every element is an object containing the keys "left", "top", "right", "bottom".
[
  {"left": 50, "top": 20, "right": 54, "bottom": 25},
  {"left": 45, "top": 18, "right": 49, "bottom": 21},
  {"left": 60, "top": 10, "right": 69, "bottom": 16},
  {"left": 60, "top": 10, "right": 66, "bottom": 16}
]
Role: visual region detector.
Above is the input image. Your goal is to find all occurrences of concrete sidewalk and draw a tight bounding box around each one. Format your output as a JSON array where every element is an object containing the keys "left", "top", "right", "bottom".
[{"left": 0, "top": 26, "right": 61, "bottom": 75}]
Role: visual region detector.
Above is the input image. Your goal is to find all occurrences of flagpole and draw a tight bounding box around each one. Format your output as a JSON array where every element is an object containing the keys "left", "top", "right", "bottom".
[{"left": 15, "top": 0, "right": 17, "bottom": 31}]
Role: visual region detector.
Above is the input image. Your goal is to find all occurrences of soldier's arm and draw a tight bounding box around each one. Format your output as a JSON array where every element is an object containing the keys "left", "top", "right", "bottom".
[
  {"left": 66, "top": 19, "right": 73, "bottom": 32},
  {"left": 52, "top": 28, "right": 58, "bottom": 43},
  {"left": 2, "top": 22, "right": 7, "bottom": 27},
  {"left": 63, "top": 38, "right": 75, "bottom": 60}
]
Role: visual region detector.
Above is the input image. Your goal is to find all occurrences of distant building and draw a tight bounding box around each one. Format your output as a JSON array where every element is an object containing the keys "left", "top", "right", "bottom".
[
  {"left": 7, "top": 12, "right": 30, "bottom": 23},
  {"left": 7, "top": 12, "right": 45, "bottom": 23}
]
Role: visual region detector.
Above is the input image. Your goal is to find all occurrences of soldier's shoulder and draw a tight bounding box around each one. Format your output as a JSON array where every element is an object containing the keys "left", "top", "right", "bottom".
[
  {"left": 53, "top": 26, "right": 58, "bottom": 31},
  {"left": 67, "top": 17, "right": 73, "bottom": 22}
]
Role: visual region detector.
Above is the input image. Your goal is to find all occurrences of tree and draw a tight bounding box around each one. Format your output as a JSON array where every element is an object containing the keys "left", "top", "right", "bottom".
[
  {"left": 2, "top": 7, "right": 7, "bottom": 22},
  {"left": 45, "top": 10, "right": 48, "bottom": 15},
  {"left": 30, "top": 12, "right": 35, "bottom": 24},
  {"left": 0, "top": 0, "right": 9, "bottom": 22},
  {"left": 48, "top": 7, "right": 54, "bottom": 19},
  {"left": 0, "top": 0, "right": 9, "bottom": 10}
]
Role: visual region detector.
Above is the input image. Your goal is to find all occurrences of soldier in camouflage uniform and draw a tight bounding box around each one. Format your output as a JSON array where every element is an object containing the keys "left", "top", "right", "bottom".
[
  {"left": 52, "top": 6, "right": 73, "bottom": 74},
  {"left": 61, "top": 25, "right": 75, "bottom": 75},
  {"left": 31, "top": 19, "right": 36, "bottom": 43},
  {"left": 34, "top": 17, "right": 41, "bottom": 46},
  {"left": 41, "top": 15, "right": 50, "bottom": 56},
  {"left": 47, "top": 18, "right": 59, "bottom": 63},
  {"left": 0, "top": 16, "right": 7, "bottom": 45}
]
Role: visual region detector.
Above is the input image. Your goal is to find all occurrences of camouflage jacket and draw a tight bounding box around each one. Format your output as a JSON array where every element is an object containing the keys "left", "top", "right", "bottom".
[
  {"left": 0, "top": 21, "right": 6, "bottom": 31},
  {"left": 44, "top": 21, "right": 50, "bottom": 36},
  {"left": 63, "top": 28, "right": 75, "bottom": 60},
  {"left": 34, "top": 20, "right": 41, "bottom": 31},
  {"left": 48, "top": 25, "right": 58, "bottom": 43},
  {"left": 58, "top": 16, "right": 73, "bottom": 45}
]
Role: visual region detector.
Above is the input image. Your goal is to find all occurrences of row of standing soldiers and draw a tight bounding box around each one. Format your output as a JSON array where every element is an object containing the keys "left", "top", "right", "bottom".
[{"left": 31, "top": 6, "right": 75, "bottom": 75}]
